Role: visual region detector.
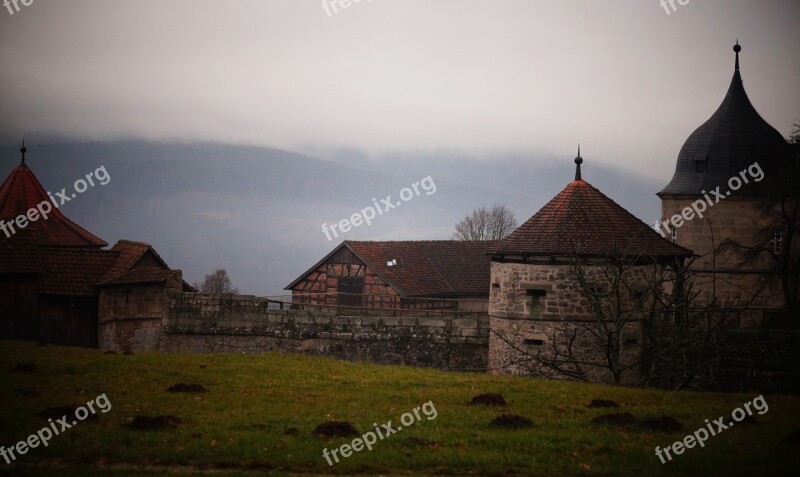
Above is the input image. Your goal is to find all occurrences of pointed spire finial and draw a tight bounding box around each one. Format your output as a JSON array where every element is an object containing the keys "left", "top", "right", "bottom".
[
  {"left": 574, "top": 144, "right": 583, "bottom": 181},
  {"left": 20, "top": 139, "right": 27, "bottom": 166},
  {"left": 733, "top": 40, "right": 741, "bottom": 71}
]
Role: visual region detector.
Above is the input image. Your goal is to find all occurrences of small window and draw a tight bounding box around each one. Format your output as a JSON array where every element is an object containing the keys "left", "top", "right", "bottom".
[
  {"left": 523, "top": 338, "right": 545, "bottom": 347},
  {"left": 773, "top": 228, "right": 784, "bottom": 256},
  {"left": 695, "top": 160, "right": 707, "bottom": 172},
  {"left": 491, "top": 283, "right": 500, "bottom": 289},
  {"left": 526, "top": 289, "right": 546, "bottom": 309},
  {"left": 694, "top": 153, "right": 708, "bottom": 173}
]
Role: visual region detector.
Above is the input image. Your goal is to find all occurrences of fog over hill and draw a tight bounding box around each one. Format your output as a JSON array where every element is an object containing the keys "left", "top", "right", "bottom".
[{"left": 0, "top": 141, "right": 665, "bottom": 295}]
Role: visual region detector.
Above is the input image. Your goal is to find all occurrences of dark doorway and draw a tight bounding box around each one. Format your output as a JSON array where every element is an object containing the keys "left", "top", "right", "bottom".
[
  {"left": 0, "top": 290, "right": 19, "bottom": 339},
  {"left": 337, "top": 277, "right": 364, "bottom": 307}
]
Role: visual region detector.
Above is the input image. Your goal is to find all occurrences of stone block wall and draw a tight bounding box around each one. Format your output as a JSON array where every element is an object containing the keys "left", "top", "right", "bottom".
[
  {"left": 490, "top": 263, "right": 586, "bottom": 320},
  {"left": 660, "top": 197, "right": 785, "bottom": 308},
  {"left": 97, "top": 274, "right": 183, "bottom": 353},
  {"left": 489, "top": 316, "right": 642, "bottom": 383},
  {"left": 99, "top": 292, "right": 490, "bottom": 371},
  {"left": 488, "top": 261, "right": 649, "bottom": 384}
]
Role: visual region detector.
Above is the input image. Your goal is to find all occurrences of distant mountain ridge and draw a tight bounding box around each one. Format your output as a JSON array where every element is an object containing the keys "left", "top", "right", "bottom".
[{"left": 0, "top": 141, "right": 665, "bottom": 295}]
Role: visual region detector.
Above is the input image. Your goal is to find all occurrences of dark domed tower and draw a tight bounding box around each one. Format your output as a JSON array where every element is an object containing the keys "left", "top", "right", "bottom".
[{"left": 657, "top": 43, "right": 793, "bottom": 315}]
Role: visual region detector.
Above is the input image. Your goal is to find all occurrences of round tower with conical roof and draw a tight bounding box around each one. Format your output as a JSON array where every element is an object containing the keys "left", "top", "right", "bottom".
[
  {"left": 657, "top": 43, "right": 793, "bottom": 314},
  {"left": 487, "top": 153, "right": 692, "bottom": 383}
]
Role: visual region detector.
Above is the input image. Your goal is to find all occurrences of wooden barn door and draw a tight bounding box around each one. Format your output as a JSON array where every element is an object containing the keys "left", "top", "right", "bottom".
[
  {"left": 337, "top": 277, "right": 364, "bottom": 307},
  {"left": 0, "top": 290, "right": 19, "bottom": 339}
]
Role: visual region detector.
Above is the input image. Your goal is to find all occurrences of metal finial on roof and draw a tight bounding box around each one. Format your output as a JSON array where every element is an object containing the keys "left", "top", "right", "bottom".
[
  {"left": 574, "top": 144, "right": 583, "bottom": 181},
  {"left": 20, "top": 139, "right": 26, "bottom": 166},
  {"left": 734, "top": 40, "right": 741, "bottom": 71}
]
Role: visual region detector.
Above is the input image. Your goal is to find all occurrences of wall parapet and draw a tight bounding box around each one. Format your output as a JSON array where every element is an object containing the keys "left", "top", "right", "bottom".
[{"left": 102, "top": 292, "right": 490, "bottom": 371}]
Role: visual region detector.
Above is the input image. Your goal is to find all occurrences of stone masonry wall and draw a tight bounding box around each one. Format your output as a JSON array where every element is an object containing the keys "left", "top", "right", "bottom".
[
  {"left": 488, "top": 261, "right": 648, "bottom": 384},
  {"left": 97, "top": 274, "right": 184, "bottom": 353},
  {"left": 661, "top": 197, "right": 785, "bottom": 309},
  {"left": 100, "top": 292, "right": 489, "bottom": 371}
]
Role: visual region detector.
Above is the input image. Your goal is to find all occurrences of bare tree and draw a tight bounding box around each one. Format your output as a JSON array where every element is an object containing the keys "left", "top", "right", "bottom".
[
  {"left": 453, "top": 204, "right": 517, "bottom": 241},
  {"left": 195, "top": 269, "right": 239, "bottom": 294}
]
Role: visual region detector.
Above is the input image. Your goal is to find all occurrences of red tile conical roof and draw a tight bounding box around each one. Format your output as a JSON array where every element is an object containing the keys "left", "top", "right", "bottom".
[
  {"left": 491, "top": 175, "right": 692, "bottom": 259},
  {"left": 0, "top": 162, "right": 107, "bottom": 248}
]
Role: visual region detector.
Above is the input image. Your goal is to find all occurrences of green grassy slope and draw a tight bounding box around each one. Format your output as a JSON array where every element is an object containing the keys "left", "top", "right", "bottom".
[{"left": 0, "top": 340, "right": 798, "bottom": 476}]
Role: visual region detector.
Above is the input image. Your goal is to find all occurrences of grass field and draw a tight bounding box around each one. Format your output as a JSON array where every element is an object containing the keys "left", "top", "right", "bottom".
[{"left": 0, "top": 340, "right": 798, "bottom": 476}]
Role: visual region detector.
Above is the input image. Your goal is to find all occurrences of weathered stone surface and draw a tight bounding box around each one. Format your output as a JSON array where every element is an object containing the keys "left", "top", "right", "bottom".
[{"left": 99, "top": 292, "right": 489, "bottom": 372}]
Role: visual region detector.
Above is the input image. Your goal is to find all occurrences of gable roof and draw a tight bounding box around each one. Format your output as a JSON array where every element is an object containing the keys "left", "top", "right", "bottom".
[
  {"left": 491, "top": 179, "right": 693, "bottom": 259},
  {"left": 286, "top": 240, "right": 497, "bottom": 297},
  {"left": 0, "top": 228, "right": 183, "bottom": 296},
  {"left": 99, "top": 267, "right": 182, "bottom": 286},
  {"left": 0, "top": 163, "right": 107, "bottom": 247},
  {"left": 98, "top": 240, "right": 170, "bottom": 283}
]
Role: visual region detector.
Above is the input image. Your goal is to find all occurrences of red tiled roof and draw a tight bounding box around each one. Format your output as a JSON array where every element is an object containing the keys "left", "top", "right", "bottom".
[
  {"left": 38, "top": 247, "right": 118, "bottom": 296},
  {"left": 100, "top": 267, "right": 181, "bottom": 286},
  {"left": 0, "top": 164, "right": 107, "bottom": 247},
  {"left": 0, "top": 160, "right": 184, "bottom": 294},
  {"left": 0, "top": 227, "right": 178, "bottom": 295},
  {"left": 0, "top": 229, "right": 43, "bottom": 274},
  {"left": 491, "top": 180, "right": 693, "bottom": 258},
  {"left": 98, "top": 240, "right": 168, "bottom": 283},
  {"left": 342, "top": 240, "right": 496, "bottom": 297}
]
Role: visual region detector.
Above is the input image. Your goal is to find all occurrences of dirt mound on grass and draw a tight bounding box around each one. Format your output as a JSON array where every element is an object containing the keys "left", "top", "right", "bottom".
[
  {"left": 489, "top": 414, "right": 534, "bottom": 429},
  {"left": 40, "top": 406, "right": 98, "bottom": 421},
  {"left": 587, "top": 399, "right": 618, "bottom": 408},
  {"left": 14, "top": 388, "right": 40, "bottom": 398},
  {"left": 591, "top": 412, "right": 638, "bottom": 426},
  {"left": 312, "top": 421, "right": 359, "bottom": 438},
  {"left": 402, "top": 436, "right": 434, "bottom": 447},
  {"left": 784, "top": 430, "right": 800, "bottom": 443},
  {"left": 167, "top": 383, "right": 208, "bottom": 393},
  {"left": 10, "top": 363, "right": 36, "bottom": 373},
  {"left": 640, "top": 416, "right": 683, "bottom": 432},
  {"left": 124, "top": 415, "right": 182, "bottom": 431},
  {"left": 738, "top": 414, "right": 759, "bottom": 425},
  {"left": 470, "top": 393, "right": 507, "bottom": 406}
]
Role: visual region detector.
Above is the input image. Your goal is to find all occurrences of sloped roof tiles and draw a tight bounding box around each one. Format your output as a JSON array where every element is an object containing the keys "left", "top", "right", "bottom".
[
  {"left": 491, "top": 179, "right": 693, "bottom": 259},
  {"left": 0, "top": 164, "right": 108, "bottom": 247}
]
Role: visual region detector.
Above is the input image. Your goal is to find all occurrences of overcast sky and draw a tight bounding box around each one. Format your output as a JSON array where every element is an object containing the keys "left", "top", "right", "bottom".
[{"left": 1, "top": 0, "right": 798, "bottom": 180}]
